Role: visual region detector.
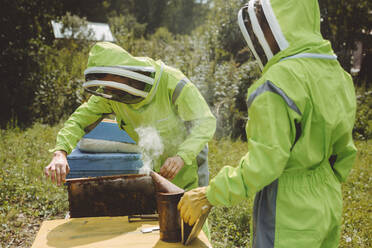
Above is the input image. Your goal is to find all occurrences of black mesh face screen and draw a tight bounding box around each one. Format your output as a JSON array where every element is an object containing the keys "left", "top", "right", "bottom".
[
  {"left": 83, "top": 71, "right": 152, "bottom": 104},
  {"left": 254, "top": 1, "right": 280, "bottom": 55},
  {"left": 103, "top": 87, "right": 145, "bottom": 104},
  {"left": 85, "top": 73, "right": 107, "bottom": 81},
  {"left": 84, "top": 86, "right": 145, "bottom": 104},
  {"left": 242, "top": 5, "right": 268, "bottom": 65}
]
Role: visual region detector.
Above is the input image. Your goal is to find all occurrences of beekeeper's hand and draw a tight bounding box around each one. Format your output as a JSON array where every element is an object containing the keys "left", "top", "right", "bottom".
[
  {"left": 159, "top": 156, "right": 184, "bottom": 180},
  {"left": 178, "top": 187, "right": 212, "bottom": 226},
  {"left": 44, "top": 150, "right": 70, "bottom": 186}
]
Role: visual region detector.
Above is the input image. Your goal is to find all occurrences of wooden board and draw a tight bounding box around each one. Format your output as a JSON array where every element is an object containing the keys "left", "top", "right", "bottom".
[{"left": 32, "top": 216, "right": 212, "bottom": 248}]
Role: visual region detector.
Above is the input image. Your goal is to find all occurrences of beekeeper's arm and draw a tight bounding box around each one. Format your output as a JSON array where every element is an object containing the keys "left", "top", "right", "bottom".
[
  {"left": 179, "top": 82, "right": 301, "bottom": 225},
  {"left": 160, "top": 82, "right": 216, "bottom": 179},
  {"left": 45, "top": 96, "right": 112, "bottom": 185},
  {"left": 206, "top": 84, "right": 299, "bottom": 206},
  {"left": 331, "top": 128, "right": 357, "bottom": 182}
]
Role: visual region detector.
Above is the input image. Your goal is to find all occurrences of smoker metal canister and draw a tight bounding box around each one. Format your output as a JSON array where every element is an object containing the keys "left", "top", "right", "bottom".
[
  {"left": 156, "top": 191, "right": 184, "bottom": 242},
  {"left": 150, "top": 171, "right": 185, "bottom": 243}
]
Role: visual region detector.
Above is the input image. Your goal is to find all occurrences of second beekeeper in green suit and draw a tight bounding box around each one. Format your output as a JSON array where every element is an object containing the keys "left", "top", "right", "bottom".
[
  {"left": 178, "top": 0, "right": 357, "bottom": 247},
  {"left": 45, "top": 42, "right": 216, "bottom": 191}
]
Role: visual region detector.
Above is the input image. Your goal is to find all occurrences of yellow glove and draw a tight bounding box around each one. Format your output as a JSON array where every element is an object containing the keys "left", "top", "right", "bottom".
[{"left": 177, "top": 186, "right": 212, "bottom": 226}]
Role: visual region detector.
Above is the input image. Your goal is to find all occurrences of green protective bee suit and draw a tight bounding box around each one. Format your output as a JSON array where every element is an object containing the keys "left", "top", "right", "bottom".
[
  {"left": 206, "top": 0, "right": 357, "bottom": 247},
  {"left": 52, "top": 42, "right": 216, "bottom": 191}
]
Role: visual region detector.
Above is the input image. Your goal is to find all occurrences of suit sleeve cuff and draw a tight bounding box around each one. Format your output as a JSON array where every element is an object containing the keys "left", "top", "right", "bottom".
[
  {"left": 176, "top": 151, "right": 194, "bottom": 166},
  {"left": 49, "top": 145, "right": 71, "bottom": 154},
  {"left": 205, "top": 184, "right": 218, "bottom": 206}
]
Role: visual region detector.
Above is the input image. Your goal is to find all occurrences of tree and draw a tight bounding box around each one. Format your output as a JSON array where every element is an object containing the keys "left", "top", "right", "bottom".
[
  {"left": 319, "top": 0, "right": 372, "bottom": 73},
  {"left": 0, "top": 0, "right": 67, "bottom": 127},
  {"left": 162, "top": 0, "right": 210, "bottom": 34}
]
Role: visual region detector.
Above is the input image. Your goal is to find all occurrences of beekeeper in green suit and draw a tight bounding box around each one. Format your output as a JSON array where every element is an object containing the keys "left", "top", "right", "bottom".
[
  {"left": 45, "top": 42, "right": 216, "bottom": 191},
  {"left": 178, "top": 0, "right": 357, "bottom": 247}
]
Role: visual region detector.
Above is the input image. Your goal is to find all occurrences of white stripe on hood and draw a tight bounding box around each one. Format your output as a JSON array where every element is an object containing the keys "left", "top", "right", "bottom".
[
  {"left": 248, "top": 0, "right": 274, "bottom": 60},
  {"left": 84, "top": 66, "right": 155, "bottom": 85},
  {"left": 261, "top": 0, "right": 289, "bottom": 51}
]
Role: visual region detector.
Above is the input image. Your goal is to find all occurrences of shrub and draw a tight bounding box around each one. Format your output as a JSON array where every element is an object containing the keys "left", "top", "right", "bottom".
[
  {"left": 353, "top": 89, "right": 372, "bottom": 140},
  {"left": 31, "top": 13, "right": 93, "bottom": 124},
  {"left": 108, "top": 13, "right": 147, "bottom": 52},
  {"left": 31, "top": 41, "right": 89, "bottom": 124}
]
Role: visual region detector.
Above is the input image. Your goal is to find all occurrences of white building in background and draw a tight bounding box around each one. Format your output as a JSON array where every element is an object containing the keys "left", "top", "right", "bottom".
[{"left": 51, "top": 20, "right": 115, "bottom": 42}]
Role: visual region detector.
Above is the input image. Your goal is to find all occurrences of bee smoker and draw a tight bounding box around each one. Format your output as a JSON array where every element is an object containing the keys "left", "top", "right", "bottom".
[{"left": 150, "top": 171, "right": 184, "bottom": 242}]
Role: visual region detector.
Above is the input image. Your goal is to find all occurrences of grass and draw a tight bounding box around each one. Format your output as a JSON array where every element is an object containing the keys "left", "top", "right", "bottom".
[
  {"left": 0, "top": 124, "right": 371, "bottom": 247},
  {"left": 0, "top": 123, "right": 68, "bottom": 247}
]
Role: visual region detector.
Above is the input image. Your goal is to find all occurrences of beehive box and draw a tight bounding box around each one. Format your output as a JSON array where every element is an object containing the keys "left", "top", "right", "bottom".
[
  {"left": 65, "top": 120, "right": 152, "bottom": 217},
  {"left": 66, "top": 149, "right": 143, "bottom": 179},
  {"left": 66, "top": 174, "right": 157, "bottom": 218},
  {"left": 66, "top": 120, "right": 143, "bottom": 179}
]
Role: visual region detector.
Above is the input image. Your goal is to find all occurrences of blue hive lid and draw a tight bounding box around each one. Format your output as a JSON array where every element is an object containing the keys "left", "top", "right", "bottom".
[{"left": 83, "top": 119, "right": 136, "bottom": 144}]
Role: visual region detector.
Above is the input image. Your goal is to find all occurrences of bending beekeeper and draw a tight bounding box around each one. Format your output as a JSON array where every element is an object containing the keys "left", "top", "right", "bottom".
[
  {"left": 178, "top": 0, "right": 357, "bottom": 247},
  {"left": 45, "top": 42, "right": 216, "bottom": 191}
]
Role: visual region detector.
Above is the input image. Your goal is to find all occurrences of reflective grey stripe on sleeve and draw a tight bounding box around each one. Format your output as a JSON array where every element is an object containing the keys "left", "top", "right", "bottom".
[
  {"left": 171, "top": 78, "right": 209, "bottom": 187},
  {"left": 172, "top": 78, "right": 189, "bottom": 104},
  {"left": 197, "top": 144, "right": 209, "bottom": 187},
  {"left": 280, "top": 53, "right": 337, "bottom": 62},
  {"left": 252, "top": 179, "right": 278, "bottom": 248},
  {"left": 247, "top": 80, "right": 302, "bottom": 115}
]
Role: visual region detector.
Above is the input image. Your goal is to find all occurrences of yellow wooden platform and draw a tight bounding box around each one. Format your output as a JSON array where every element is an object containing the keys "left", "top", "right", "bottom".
[{"left": 31, "top": 216, "right": 211, "bottom": 248}]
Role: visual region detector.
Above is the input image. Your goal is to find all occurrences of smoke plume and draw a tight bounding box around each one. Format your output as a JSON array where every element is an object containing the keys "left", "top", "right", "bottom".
[{"left": 135, "top": 126, "right": 164, "bottom": 175}]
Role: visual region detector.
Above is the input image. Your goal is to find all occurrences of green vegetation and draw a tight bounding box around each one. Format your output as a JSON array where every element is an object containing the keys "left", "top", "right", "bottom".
[
  {"left": 2, "top": 0, "right": 371, "bottom": 140},
  {"left": 0, "top": 123, "right": 67, "bottom": 247},
  {"left": 0, "top": 0, "right": 211, "bottom": 128},
  {"left": 0, "top": 125, "right": 370, "bottom": 247}
]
